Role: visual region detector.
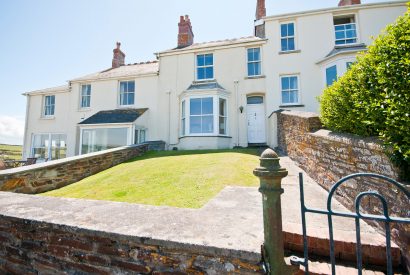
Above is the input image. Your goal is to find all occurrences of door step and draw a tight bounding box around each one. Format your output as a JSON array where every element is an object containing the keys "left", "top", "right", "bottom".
[
  {"left": 247, "top": 143, "right": 268, "bottom": 148},
  {"left": 285, "top": 256, "right": 406, "bottom": 275}
]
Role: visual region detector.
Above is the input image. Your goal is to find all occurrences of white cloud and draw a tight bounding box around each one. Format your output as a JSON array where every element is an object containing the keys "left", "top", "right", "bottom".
[{"left": 0, "top": 115, "right": 24, "bottom": 145}]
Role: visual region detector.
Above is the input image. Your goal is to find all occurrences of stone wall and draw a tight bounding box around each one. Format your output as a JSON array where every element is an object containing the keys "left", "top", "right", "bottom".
[
  {"left": 0, "top": 215, "right": 262, "bottom": 274},
  {"left": 0, "top": 144, "right": 148, "bottom": 194},
  {"left": 277, "top": 110, "right": 410, "bottom": 269}
]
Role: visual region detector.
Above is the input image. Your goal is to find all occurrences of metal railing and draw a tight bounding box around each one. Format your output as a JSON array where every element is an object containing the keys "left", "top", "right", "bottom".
[{"left": 292, "top": 172, "right": 410, "bottom": 275}]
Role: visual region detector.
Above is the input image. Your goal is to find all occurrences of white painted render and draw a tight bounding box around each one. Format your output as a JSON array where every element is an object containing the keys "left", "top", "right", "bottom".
[{"left": 22, "top": 1, "right": 407, "bottom": 158}]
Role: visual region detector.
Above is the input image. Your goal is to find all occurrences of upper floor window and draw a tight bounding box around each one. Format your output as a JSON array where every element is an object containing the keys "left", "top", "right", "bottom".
[
  {"left": 119, "top": 81, "right": 135, "bottom": 106},
  {"left": 280, "top": 23, "right": 295, "bottom": 52},
  {"left": 44, "top": 95, "right": 55, "bottom": 116},
  {"left": 80, "top": 84, "right": 91, "bottom": 108},
  {"left": 334, "top": 16, "right": 357, "bottom": 45},
  {"left": 326, "top": 65, "right": 338, "bottom": 86},
  {"left": 247, "top": 48, "right": 261, "bottom": 77},
  {"left": 196, "top": 54, "right": 214, "bottom": 80},
  {"left": 280, "top": 75, "right": 299, "bottom": 105}
]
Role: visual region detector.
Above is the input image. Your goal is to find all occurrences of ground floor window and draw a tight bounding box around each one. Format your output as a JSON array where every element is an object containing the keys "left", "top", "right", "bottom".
[
  {"left": 134, "top": 128, "right": 146, "bottom": 144},
  {"left": 280, "top": 75, "right": 299, "bottom": 105},
  {"left": 181, "top": 95, "right": 228, "bottom": 136},
  {"left": 81, "top": 127, "right": 128, "bottom": 154},
  {"left": 31, "top": 133, "right": 67, "bottom": 160}
]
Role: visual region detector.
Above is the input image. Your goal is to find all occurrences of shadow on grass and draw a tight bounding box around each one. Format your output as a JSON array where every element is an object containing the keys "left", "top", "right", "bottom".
[{"left": 125, "top": 148, "right": 261, "bottom": 163}]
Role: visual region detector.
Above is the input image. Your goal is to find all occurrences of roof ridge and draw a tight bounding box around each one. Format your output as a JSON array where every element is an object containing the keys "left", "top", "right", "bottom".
[{"left": 124, "top": 60, "right": 158, "bottom": 66}]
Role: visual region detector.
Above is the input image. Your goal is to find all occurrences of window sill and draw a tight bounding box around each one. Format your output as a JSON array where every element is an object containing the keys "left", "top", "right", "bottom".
[
  {"left": 78, "top": 108, "right": 91, "bottom": 112},
  {"left": 244, "top": 75, "right": 266, "bottom": 80},
  {"left": 193, "top": 79, "right": 216, "bottom": 84},
  {"left": 279, "top": 104, "right": 305, "bottom": 108},
  {"left": 279, "top": 49, "right": 301, "bottom": 55},
  {"left": 118, "top": 105, "right": 135, "bottom": 108},
  {"left": 179, "top": 135, "right": 232, "bottom": 139},
  {"left": 40, "top": 116, "right": 55, "bottom": 120}
]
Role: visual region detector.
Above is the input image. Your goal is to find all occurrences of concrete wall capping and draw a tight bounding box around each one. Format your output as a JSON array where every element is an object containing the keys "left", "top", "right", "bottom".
[{"left": 0, "top": 144, "right": 148, "bottom": 194}]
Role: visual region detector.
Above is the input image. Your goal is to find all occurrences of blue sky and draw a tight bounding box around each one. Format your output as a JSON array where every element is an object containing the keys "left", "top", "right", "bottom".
[{"left": 0, "top": 0, "right": 392, "bottom": 144}]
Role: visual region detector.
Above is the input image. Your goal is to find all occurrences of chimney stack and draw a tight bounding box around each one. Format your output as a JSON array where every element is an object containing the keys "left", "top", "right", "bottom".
[
  {"left": 254, "top": 0, "right": 266, "bottom": 38},
  {"left": 256, "top": 0, "right": 266, "bottom": 20},
  {"left": 112, "top": 42, "right": 125, "bottom": 68},
  {"left": 338, "top": 0, "right": 361, "bottom": 6},
  {"left": 178, "top": 15, "right": 194, "bottom": 48}
]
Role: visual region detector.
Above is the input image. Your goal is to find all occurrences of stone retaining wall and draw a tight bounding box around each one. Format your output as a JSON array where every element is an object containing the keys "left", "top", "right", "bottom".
[
  {"left": 0, "top": 144, "right": 148, "bottom": 194},
  {"left": 277, "top": 110, "right": 410, "bottom": 269},
  {"left": 0, "top": 215, "right": 262, "bottom": 274}
]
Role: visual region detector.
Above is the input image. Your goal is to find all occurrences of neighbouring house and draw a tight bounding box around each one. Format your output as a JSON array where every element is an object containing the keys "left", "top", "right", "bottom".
[{"left": 22, "top": 0, "right": 407, "bottom": 160}]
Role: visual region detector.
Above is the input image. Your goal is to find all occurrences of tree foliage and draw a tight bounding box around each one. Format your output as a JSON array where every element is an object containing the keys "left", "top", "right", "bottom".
[{"left": 319, "top": 6, "right": 410, "bottom": 180}]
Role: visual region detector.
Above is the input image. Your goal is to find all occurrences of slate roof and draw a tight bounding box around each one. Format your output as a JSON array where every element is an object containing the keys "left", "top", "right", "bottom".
[
  {"left": 325, "top": 43, "right": 367, "bottom": 58},
  {"left": 159, "top": 36, "right": 266, "bottom": 54},
  {"left": 24, "top": 85, "right": 69, "bottom": 95},
  {"left": 79, "top": 108, "right": 148, "bottom": 125},
  {"left": 71, "top": 61, "right": 159, "bottom": 82},
  {"left": 187, "top": 82, "right": 226, "bottom": 91}
]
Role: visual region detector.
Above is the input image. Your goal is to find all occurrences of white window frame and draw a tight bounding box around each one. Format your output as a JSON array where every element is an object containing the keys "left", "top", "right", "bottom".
[
  {"left": 247, "top": 47, "right": 262, "bottom": 77},
  {"left": 79, "top": 124, "right": 133, "bottom": 155},
  {"left": 31, "top": 133, "right": 67, "bottom": 160},
  {"left": 333, "top": 14, "right": 359, "bottom": 46},
  {"left": 323, "top": 57, "right": 356, "bottom": 87},
  {"left": 196, "top": 53, "right": 214, "bottom": 81},
  {"left": 280, "top": 21, "right": 296, "bottom": 52},
  {"left": 280, "top": 74, "right": 301, "bottom": 105},
  {"left": 181, "top": 100, "right": 186, "bottom": 136},
  {"left": 118, "top": 80, "right": 135, "bottom": 107},
  {"left": 134, "top": 127, "right": 147, "bottom": 144},
  {"left": 80, "top": 84, "right": 91, "bottom": 109},
  {"left": 180, "top": 94, "right": 228, "bottom": 137},
  {"left": 43, "top": 95, "right": 55, "bottom": 117}
]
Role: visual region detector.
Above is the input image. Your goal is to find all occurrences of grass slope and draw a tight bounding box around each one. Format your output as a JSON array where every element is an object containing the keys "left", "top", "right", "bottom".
[
  {"left": 43, "top": 149, "right": 260, "bottom": 208},
  {"left": 0, "top": 144, "right": 22, "bottom": 160}
]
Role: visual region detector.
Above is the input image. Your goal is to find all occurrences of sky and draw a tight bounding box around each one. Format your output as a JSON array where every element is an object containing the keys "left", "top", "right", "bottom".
[{"left": 0, "top": 0, "right": 394, "bottom": 145}]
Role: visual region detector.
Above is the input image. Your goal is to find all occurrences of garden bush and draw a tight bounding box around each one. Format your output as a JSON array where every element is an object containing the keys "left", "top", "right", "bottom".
[{"left": 319, "top": 6, "right": 410, "bottom": 180}]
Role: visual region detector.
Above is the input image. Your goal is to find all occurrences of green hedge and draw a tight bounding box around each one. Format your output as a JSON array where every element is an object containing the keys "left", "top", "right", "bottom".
[{"left": 319, "top": 6, "right": 410, "bottom": 180}]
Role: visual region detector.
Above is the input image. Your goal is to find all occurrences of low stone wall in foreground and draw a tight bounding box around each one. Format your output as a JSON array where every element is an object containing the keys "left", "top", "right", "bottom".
[{"left": 0, "top": 144, "right": 148, "bottom": 194}]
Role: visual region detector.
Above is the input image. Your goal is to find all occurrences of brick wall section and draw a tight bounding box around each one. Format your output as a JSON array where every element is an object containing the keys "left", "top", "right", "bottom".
[
  {"left": 0, "top": 144, "right": 148, "bottom": 194},
  {"left": 277, "top": 110, "right": 410, "bottom": 269},
  {"left": 0, "top": 215, "right": 262, "bottom": 274}
]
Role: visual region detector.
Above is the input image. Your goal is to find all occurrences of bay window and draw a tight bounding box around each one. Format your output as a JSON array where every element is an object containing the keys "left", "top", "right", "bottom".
[
  {"left": 180, "top": 95, "right": 228, "bottom": 136},
  {"left": 190, "top": 97, "right": 214, "bottom": 134}
]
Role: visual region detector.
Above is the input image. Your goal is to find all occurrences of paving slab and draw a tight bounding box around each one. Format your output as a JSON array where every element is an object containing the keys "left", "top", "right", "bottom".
[{"left": 0, "top": 157, "right": 397, "bottom": 266}]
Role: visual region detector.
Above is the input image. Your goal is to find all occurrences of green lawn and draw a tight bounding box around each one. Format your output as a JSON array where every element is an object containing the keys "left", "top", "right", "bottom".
[
  {"left": 0, "top": 144, "right": 22, "bottom": 160},
  {"left": 42, "top": 149, "right": 261, "bottom": 208}
]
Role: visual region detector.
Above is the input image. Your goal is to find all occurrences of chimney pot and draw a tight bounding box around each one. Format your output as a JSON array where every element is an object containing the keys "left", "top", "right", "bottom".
[
  {"left": 338, "top": 0, "right": 361, "bottom": 6},
  {"left": 177, "top": 15, "right": 194, "bottom": 48},
  {"left": 256, "top": 0, "right": 266, "bottom": 20},
  {"left": 112, "top": 42, "right": 125, "bottom": 68}
]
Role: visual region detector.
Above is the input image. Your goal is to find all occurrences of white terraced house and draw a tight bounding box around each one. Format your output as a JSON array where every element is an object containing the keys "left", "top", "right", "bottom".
[{"left": 22, "top": 0, "right": 407, "bottom": 160}]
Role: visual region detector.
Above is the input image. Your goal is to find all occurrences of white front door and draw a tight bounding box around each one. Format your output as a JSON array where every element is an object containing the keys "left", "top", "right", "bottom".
[{"left": 247, "top": 96, "right": 266, "bottom": 143}]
